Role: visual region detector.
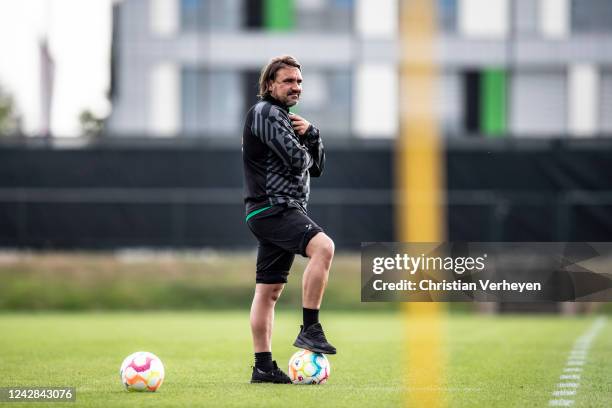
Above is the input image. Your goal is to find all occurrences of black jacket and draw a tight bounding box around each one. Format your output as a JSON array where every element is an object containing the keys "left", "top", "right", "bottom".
[{"left": 242, "top": 95, "right": 325, "bottom": 216}]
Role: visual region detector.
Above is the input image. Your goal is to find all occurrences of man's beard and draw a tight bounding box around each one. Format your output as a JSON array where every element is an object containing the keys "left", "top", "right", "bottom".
[{"left": 285, "top": 93, "right": 300, "bottom": 107}]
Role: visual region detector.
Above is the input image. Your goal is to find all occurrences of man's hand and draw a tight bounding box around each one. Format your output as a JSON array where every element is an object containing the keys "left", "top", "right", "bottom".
[{"left": 289, "top": 113, "right": 311, "bottom": 137}]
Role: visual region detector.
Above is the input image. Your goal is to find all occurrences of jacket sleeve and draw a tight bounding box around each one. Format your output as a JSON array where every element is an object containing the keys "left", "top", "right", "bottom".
[
  {"left": 303, "top": 125, "right": 325, "bottom": 177},
  {"left": 251, "top": 104, "right": 313, "bottom": 175}
]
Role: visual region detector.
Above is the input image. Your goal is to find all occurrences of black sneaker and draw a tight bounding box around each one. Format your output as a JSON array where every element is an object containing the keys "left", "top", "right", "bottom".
[
  {"left": 250, "top": 361, "right": 292, "bottom": 384},
  {"left": 293, "top": 322, "right": 337, "bottom": 354}
]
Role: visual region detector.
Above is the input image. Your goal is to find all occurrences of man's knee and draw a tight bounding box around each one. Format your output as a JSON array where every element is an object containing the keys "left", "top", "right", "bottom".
[
  {"left": 320, "top": 237, "right": 334, "bottom": 262},
  {"left": 269, "top": 289, "right": 282, "bottom": 303},
  {"left": 255, "top": 283, "right": 284, "bottom": 303},
  {"left": 308, "top": 233, "right": 334, "bottom": 263}
]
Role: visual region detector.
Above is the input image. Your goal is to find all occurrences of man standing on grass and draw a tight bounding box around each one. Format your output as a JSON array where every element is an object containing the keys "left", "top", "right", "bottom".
[{"left": 242, "top": 55, "right": 337, "bottom": 384}]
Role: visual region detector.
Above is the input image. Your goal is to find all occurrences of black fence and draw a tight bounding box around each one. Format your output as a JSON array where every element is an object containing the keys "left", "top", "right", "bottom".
[{"left": 0, "top": 137, "right": 611, "bottom": 249}]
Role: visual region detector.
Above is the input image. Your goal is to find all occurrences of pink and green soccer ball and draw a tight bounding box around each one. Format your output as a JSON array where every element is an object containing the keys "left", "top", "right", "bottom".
[
  {"left": 119, "top": 351, "right": 165, "bottom": 392},
  {"left": 288, "top": 349, "right": 330, "bottom": 384}
]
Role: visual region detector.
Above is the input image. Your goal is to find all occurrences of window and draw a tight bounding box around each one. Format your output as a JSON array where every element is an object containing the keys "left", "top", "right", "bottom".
[
  {"left": 245, "top": 0, "right": 354, "bottom": 32},
  {"left": 438, "top": 0, "right": 458, "bottom": 33},
  {"left": 572, "top": 0, "right": 612, "bottom": 33},
  {"left": 297, "top": 69, "right": 352, "bottom": 135},
  {"left": 295, "top": 0, "right": 354, "bottom": 32},
  {"left": 510, "top": 71, "right": 567, "bottom": 136},
  {"left": 181, "top": 68, "right": 242, "bottom": 136},
  {"left": 181, "top": 0, "right": 242, "bottom": 32},
  {"left": 600, "top": 70, "right": 612, "bottom": 133},
  {"left": 180, "top": 0, "right": 206, "bottom": 31}
]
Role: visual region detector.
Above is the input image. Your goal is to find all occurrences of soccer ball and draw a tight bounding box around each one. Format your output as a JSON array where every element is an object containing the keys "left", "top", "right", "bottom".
[
  {"left": 288, "top": 349, "right": 330, "bottom": 384},
  {"left": 119, "top": 351, "right": 165, "bottom": 392}
]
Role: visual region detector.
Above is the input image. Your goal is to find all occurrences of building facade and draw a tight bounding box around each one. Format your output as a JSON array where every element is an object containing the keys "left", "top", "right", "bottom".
[{"left": 106, "top": 0, "right": 612, "bottom": 138}]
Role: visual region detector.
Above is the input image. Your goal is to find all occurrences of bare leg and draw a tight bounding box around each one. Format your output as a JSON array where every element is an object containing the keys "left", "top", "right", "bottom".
[
  {"left": 303, "top": 232, "right": 335, "bottom": 309},
  {"left": 250, "top": 283, "right": 284, "bottom": 352}
]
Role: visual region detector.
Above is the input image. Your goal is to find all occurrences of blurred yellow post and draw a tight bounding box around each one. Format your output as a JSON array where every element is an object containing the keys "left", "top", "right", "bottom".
[{"left": 397, "top": 1, "right": 447, "bottom": 407}]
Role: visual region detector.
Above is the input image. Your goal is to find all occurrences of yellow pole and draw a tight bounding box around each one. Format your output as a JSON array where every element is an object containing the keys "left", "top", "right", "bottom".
[{"left": 397, "top": 1, "right": 446, "bottom": 407}]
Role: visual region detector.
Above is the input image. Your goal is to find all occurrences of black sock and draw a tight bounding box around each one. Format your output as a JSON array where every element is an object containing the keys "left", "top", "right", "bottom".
[
  {"left": 303, "top": 307, "right": 319, "bottom": 329},
  {"left": 254, "top": 352, "right": 273, "bottom": 372}
]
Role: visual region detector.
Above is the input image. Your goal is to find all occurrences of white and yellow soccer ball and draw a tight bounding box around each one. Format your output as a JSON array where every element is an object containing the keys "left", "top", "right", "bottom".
[
  {"left": 288, "top": 349, "right": 330, "bottom": 384},
  {"left": 119, "top": 351, "right": 165, "bottom": 392}
]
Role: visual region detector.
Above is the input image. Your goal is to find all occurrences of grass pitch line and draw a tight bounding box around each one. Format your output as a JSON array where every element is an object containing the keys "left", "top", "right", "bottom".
[
  {"left": 548, "top": 317, "right": 606, "bottom": 407},
  {"left": 549, "top": 400, "right": 574, "bottom": 407},
  {"left": 552, "top": 390, "right": 576, "bottom": 397}
]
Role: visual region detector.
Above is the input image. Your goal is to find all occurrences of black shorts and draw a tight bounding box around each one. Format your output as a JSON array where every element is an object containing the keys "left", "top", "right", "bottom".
[{"left": 246, "top": 205, "right": 324, "bottom": 284}]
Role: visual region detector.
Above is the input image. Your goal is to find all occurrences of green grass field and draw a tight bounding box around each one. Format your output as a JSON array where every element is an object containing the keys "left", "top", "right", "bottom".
[{"left": 0, "top": 312, "right": 609, "bottom": 407}]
